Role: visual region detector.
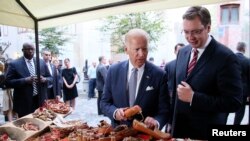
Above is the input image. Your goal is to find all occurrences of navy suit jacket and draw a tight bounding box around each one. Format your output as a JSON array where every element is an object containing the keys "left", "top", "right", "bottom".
[
  {"left": 164, "top": 59, "right": 176, "bottom": 96},
  {"left": 100, "top": 60, "right": 170, "bottom": 129},
  {"left": 248, "top": 58, "right": 250, "bottom": 97},
  {"left": 5, "top": 57, "right": 52, "bottom": 116},
  {"left": 171, "top": 37, "right": 243, "bottom": 139},
  {"left": 47, "top": 63, "right": 62, "bottom": 98},
  {"left": 55, "top": 67, "right": 63, "bottom": 98},
  {"left": 235, "top": 53, "right": 250, "bottom": 97}
]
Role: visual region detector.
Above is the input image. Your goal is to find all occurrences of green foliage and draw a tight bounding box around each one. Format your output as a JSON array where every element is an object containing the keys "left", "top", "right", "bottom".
[
  {"left": 100, "top": 12, "right": 166, "bottom": 53},
  {"left": 39, "top": 27, "right": 69, "bottom": 56}
]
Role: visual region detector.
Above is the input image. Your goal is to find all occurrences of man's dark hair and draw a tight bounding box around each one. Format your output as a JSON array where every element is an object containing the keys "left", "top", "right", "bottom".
[
  {"left": 99, "top": 56, "right": 104, "bottom": 62},
  {"left": 22, "top": 42, "right": 34, "bottom": 50},
  {"left": 183, "top": 6, "right": 211, "bottom": 27},
  {"left": 174, "top": 43, "right": 185, "bottom": 52},
  {"left": 149, "top": 57, "right": 154, "bottom": 62},
  {"left": 236, "top": 42, "right": 246, "bottom": 52}
]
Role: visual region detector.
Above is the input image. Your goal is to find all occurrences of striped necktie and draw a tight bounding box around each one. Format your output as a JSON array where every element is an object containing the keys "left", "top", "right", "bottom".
[
  {"left": 28, "top": 60, "right": 38, "bottom": 96},
  {"left": 187, "top": 49, "right": 199, "bottom": 76}
]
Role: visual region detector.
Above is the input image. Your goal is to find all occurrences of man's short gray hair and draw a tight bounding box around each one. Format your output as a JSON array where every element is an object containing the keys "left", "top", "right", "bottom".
[
  {"left": 41, "top": 48, "right": 51, "bottom": 53},
  {"left": 124, "top": 28, "right": 149, "bottom": 47}
]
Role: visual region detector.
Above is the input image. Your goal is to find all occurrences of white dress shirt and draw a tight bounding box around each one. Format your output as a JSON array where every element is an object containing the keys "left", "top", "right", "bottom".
[
  {"left": 128, "top": 61, "right": 145, "bottom": 98},
  {"left": 46, "top": 62, "right": 53, "bottom": 76},
  {"left": 189, "top": 35, "right": 212, "bottom": 63},
  {"left": 24, "top": 58, "right": 35, "bottom": 75}
]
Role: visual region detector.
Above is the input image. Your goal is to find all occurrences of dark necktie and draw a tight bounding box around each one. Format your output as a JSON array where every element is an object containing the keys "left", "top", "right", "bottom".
[
  {"left": 27, "top": 60, "right": 38, "bottom": 96},
  {"left": 187, "top": 49, "right": 199, "bottom": 76},
  {"left": 129, "top": 68, "right": 138, "bottom": 107}
]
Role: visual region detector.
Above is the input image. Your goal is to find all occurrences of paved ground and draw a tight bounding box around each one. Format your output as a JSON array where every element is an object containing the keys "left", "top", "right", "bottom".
[
  {"left": 0, "top": 82, "right": 249, "bottom": 127},
  {"left": 0, "top": 82, "right": 111, "bottom": 126},
  {"left": 63, "top": 94, "right": 111, "bottom": 127}
]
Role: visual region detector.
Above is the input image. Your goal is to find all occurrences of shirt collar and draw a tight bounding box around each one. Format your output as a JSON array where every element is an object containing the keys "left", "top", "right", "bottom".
[
  {"left": 128, "top": 60, "right": 145, "bottom": 72},
  {"left": 24, "top": 57, "right": 34, "bottom": 62},
  {"left": 194, "top": 35, "right": 212, "bottom": 53}
]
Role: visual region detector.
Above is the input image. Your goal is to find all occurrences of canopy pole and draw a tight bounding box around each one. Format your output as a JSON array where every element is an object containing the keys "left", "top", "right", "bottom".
[{"left": 34, "top": 21, "right": 42, "bottom": 105}]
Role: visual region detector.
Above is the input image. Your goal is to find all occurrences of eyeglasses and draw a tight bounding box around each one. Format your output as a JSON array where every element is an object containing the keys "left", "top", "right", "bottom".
[{"left": 182, "top": 28, "right": 205, "bottom": 36}]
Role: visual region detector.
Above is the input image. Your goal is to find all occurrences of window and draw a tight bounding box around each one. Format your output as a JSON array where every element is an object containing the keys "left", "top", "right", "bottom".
[{"left": 220, "top": 4, "right": 240, "bottom": 25}]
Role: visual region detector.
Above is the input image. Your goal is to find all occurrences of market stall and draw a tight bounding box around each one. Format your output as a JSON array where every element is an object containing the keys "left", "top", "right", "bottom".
[{"left": 0, "top": 101, "right": 172, "bottom": 141}]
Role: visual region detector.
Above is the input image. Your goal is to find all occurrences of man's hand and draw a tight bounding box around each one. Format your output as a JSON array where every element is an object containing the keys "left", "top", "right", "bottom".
[
  {"left": 40, "top": 76, "right": 47, "bottom": 83},
  {"left": 115, "top": 108, "right": 128, "bottom": 121},
  {"left": 177, "top": 81, "right": 194, "bottom": 103},
  {"left": 25, "top": 76, "right": 34, "bottom": 84},
  {"left": 144, "top": 116, "right": 158, "bottom": 129},
  {"left": 56, "top": 95, "right": 61, "bottom": 101}
]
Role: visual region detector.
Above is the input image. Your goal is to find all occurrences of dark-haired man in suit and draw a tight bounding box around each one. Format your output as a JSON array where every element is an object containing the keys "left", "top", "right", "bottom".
[
  {"left": 171, "top": 6, "right": 242, "bottom": 140},
  {"left": 96, "top": 56, "right": 107, "bottom": 115},
  {"left": 100, "top": 28, "right": 170, "bottom": 130},
  {"left": 233, "top": 42, "right": 250, "bottom": 125},
  {"left": 5, "top": 43, "right": 52, "bottom": 117},
  {"left": 42, "top": 48, "right": 61, "bottom": 100}
]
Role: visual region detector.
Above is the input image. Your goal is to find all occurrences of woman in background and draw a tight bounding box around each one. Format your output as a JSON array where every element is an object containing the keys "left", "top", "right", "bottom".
[
  {"left": 61, "top": 58, "right": 78, "bottom": 110},
  {"left": 1, "top": 58, "right": 16, "bottom": 122}
]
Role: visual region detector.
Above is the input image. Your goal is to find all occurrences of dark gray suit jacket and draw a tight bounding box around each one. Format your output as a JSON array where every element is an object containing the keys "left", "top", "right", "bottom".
[
  {"left": 96, "top": 63, "right": 107, "bottom": 91},
  {"left": 47, "top": 63, "right": 62, "bottom": 98},
  {"left": 235, "top": 53, "right": 250, "bottom": 97},
  {"left": 164, "top": 59, "right": 176, "bottom": 96},
  {"left": 5, "top": 57, "right": 52, "bottom": 116},
  {"left": 171, "top": 37, "right": 242, "bottom": 139}
]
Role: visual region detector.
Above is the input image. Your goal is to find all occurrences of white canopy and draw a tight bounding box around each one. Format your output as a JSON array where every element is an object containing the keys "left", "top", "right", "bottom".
[{"left": 0, "top": 0, "right": 237, "bottom": 29}]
